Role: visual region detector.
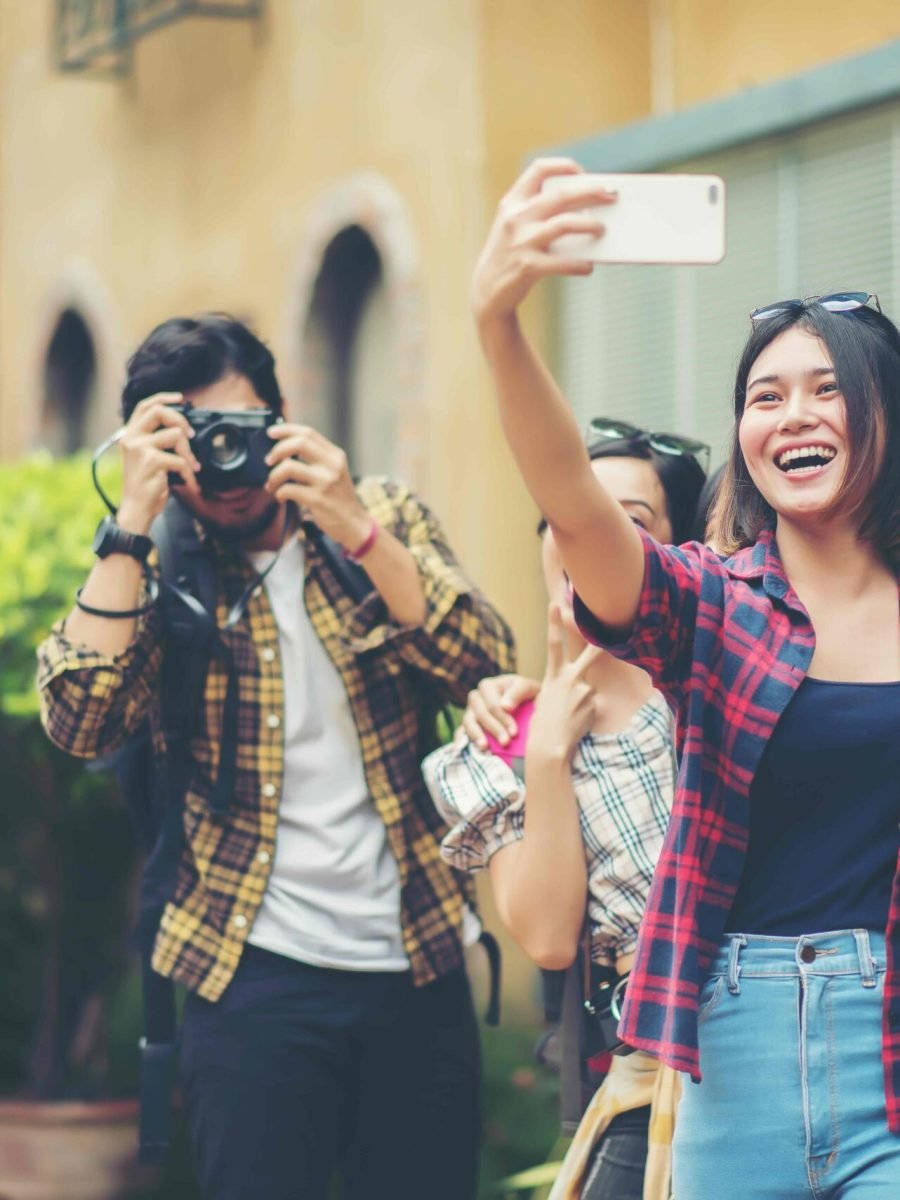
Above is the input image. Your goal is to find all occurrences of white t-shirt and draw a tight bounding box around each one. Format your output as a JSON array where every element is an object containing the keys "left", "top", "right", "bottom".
[{"left": 245, "top": 535, "right": 409, "bottom": 971}]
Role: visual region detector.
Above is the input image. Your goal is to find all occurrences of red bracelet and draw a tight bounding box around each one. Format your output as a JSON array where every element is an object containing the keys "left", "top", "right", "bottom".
[{"left": 344, "top": 517, "right": 379, "bottom": 563}]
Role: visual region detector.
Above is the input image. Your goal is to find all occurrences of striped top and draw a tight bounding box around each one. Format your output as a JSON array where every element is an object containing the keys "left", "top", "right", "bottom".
[{"left": 423, "top": 691, "right": 674, "bottom": 967}]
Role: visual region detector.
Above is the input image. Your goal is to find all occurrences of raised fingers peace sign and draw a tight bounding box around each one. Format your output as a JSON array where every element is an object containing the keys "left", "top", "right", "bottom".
[{"left": 529, "top": 603, "right": 603, "bottom": 763}]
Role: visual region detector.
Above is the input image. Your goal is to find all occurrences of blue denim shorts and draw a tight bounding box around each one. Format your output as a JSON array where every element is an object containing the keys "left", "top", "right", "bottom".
[{"left": 673, "top": 929, "right": 900, "bottom": 1199}]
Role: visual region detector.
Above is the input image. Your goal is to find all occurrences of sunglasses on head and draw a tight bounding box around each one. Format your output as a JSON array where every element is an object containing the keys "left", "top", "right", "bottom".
[
  {"left": 750, "top": 291, "right": 881, "bottom": 323},
  {"left": 586, "top": 417, "right": 711, "bottom": 474}
]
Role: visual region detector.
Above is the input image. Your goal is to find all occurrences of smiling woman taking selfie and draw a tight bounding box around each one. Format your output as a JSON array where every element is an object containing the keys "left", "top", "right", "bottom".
[{"left": 472, "top": 157, "right": 900, "bottom": 1197}]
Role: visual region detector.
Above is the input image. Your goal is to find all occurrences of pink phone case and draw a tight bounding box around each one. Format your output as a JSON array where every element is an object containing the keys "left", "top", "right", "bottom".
[{"left": 484, "top": 700, "right": 535, "bottom": 766}]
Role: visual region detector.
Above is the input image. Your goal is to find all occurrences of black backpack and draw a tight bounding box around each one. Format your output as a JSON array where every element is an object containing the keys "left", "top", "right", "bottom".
[{"left": 114, "top": 498, "right": 498, "bottom": 1163}]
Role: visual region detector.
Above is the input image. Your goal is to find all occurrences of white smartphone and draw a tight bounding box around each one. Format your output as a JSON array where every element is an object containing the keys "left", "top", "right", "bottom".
[{"left": 543, "top": 171, "right": 726, "bottom": 265}]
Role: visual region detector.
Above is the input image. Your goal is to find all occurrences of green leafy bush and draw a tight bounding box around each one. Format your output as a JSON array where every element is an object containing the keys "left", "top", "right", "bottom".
[
  {"left": 0, "top": 451, "right": 113, "bottom": 714},
  {"left": 0, "top": 452, "right": 140, "bottom": 1098}
]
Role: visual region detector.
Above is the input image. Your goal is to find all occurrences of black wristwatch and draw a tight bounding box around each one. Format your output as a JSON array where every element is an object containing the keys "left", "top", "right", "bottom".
[{"left": 92, "top": 515, "right": 154, "bottom": 562}]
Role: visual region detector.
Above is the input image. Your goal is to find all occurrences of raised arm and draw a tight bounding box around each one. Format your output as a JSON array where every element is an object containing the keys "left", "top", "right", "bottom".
[
  {"left": 336, "top": 480, "right": 517, "bottom": 703},
  {"left": 473, "top": 158, "right": 646, "bottom": 631},
  {"left": 63, "top": 394, "right": 201, "bottom": 657},
  {"left": 37, "top": 394, "right": 201, "bottom": 758},
  {"left": 488, "top": 607, "right": 600, "bottom": 969}
]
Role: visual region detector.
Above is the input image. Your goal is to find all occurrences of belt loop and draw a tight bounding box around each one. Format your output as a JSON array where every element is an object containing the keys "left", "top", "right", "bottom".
[
  {"left": 853, "top": 929, "right": 876, "bottom": 988},
  {"left": 726, "top": 934, "right": 746, "bottom": 994}
]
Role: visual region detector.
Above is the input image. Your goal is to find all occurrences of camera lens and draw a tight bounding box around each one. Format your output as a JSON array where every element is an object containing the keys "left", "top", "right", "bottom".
[{"left": 207, "top": 425, "right": 248, "bottom": 470}]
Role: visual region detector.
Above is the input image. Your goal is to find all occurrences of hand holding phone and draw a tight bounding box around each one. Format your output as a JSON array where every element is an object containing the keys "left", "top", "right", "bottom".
[{"left": 542, "top": 171, "right": 726, "bottom": 266}]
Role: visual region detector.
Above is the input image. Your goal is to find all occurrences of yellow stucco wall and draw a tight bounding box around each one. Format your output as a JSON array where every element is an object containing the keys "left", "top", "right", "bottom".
[
  {"left": 669, "top": 0, "right": 900, "bottom": 108},
  {"left": 0, "top": 0, "right": 656, "bottom": 675},
  {"left": 1, "top": 0, "right": 488, "bottom": 463}
]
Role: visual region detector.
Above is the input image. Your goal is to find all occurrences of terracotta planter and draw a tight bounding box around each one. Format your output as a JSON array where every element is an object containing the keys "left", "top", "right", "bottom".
[{"left": 0, "top": 1099, "right": 158, "bottom": 1200}]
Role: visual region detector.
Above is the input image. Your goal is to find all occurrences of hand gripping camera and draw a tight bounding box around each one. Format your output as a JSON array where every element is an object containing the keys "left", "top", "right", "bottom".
[{"left": 177, "top": 405, "right": 281, "bottom": 493}]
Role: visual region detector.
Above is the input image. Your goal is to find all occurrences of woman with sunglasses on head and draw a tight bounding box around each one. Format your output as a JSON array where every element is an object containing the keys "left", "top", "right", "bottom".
[
  {"left": 424, "top": 428, "right": 705, "bottom": 1200},
  {"left": 472, "top": 157, "right": 900, "bottom": 1198}
]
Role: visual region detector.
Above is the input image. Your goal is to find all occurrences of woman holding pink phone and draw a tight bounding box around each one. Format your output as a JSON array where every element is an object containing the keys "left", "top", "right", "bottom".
[
  {"left": 471, "top": 157, "right": 900, "bottom": 1197},
  {"left": 425, "top": 427, "right": 705, "bottom": 1200}
]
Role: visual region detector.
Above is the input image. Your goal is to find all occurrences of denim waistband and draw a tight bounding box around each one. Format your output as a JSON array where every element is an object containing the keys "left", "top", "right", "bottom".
[{"left": 708, "top": 929, "right": 886, "bottom": 989}]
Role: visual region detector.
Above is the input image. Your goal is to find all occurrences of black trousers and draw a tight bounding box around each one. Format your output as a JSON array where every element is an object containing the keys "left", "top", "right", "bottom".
[
  {"left": 581, "top": 1107, "right": 650, "bottom": 1200},
  {"left": 179, "top": 945, "right": 481, "bottom": 1200}
]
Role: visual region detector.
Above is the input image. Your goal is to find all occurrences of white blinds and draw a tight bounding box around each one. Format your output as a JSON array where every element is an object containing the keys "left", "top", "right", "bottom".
[{"left": 556, "top": 99, "right": 900, "bottom": 466}]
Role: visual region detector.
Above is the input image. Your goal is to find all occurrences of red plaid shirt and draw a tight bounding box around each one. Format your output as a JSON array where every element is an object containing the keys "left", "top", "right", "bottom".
[{"left": 575, "top": 527, "right": 900, "bottom": 1132}]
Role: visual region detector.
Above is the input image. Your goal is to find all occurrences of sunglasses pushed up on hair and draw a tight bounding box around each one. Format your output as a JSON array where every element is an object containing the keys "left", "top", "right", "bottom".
[
  {"left": 586, "top": 418, "right": 711, "bottom": 474},
  {"left": 749, "top": 291, "right": 881, "bottom": 323}
]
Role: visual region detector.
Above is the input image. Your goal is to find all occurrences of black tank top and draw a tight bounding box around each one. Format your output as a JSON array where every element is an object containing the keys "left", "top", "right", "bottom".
[{"left": 728, "top": 678, "right": 900, "bottom": 936}]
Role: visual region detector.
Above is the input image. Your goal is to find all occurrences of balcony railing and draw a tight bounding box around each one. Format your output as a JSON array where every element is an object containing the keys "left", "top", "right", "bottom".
[{"left": 55, "top": 0, "right": 263, "bottom": 76}]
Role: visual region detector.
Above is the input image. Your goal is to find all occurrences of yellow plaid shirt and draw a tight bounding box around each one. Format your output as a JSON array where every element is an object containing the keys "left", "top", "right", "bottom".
[{"left": 37, "top": 478, "right": 516, "bottom": 1002}]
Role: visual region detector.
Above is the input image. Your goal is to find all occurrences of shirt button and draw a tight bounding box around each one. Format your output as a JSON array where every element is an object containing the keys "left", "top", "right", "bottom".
[
  {"left": 266, "top": 714, "right": 280, "bottom": 730},
  {"left": 262, "top": 783, "right": 276, "bottom": 798},
  {"left": 262, "top": 647, "right": 276, "bottom": 663},
  {"left": 232, "top": 913, "right": 248, "bottom": 930},
  {"left": 257, "top": 850, "right": 271, "bottom": 866},
  {"left": 800, "top": 945, "right": 817, "bottom": 964}
]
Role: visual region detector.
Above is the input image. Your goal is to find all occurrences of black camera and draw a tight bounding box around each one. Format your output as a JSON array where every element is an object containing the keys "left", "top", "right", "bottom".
[
  {"left": 178, "top": 406, "right": 281, "bottom": 493},
  {"left": 583, "top": 969, "right": 632, "bottom": 1057}
]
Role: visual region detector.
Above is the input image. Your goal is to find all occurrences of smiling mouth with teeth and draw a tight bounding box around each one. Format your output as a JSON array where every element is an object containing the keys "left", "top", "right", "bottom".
[{"left": 775, "top": 445, "right": 838, "bottom": 473}]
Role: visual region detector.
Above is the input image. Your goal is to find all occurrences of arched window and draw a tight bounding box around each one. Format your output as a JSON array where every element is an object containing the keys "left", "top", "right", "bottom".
[
  {"left": 300, "top": 226, "right": 395, "bottom": 476},
  {"left": 40, "top": 309, "right": 97, "bottom": 455}
]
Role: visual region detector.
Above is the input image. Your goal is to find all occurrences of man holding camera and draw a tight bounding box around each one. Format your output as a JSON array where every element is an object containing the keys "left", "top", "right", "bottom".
[{"left": 37, "top": 314, "right": 516, "bottom": 1200}]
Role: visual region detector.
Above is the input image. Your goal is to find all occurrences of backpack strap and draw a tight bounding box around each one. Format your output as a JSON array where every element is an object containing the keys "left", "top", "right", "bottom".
[
  {"left": 136, "top": 499, "right": 220, "bottom": 1164},
  {"left": 559, "top": 925, "right": 592, "bottom": 1136},
  {"left": 154, "top": 500, "right": 225, "bottom": 805},
  {"left": 477, "top": 930, "right": 501, "bottom": 1026}
]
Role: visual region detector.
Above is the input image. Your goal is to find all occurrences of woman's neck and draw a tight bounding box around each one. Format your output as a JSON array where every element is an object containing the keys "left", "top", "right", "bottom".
[
  {"left": 583, "top": 651, "right": 655, "bottom": 735},
  {"left": 774, "top": 516, "right": 893, "bottom": 598},
  {"left": 775, "top": 517, "right": 899, "bottom": 682}
]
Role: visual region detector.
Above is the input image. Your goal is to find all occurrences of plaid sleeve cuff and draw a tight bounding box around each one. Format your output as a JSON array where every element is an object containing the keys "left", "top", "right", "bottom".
[
  {"left": 37, "top": 603, "right": 160, "bottom": 684},
  {"left": 36, "top": 611, "right": 162, "bottom": 757},
  {"left": 573, "top": 529, "right": 703, "bottom": 684},
  {"left": 422, "top": 738, "right": 525, "bottom": 873}
]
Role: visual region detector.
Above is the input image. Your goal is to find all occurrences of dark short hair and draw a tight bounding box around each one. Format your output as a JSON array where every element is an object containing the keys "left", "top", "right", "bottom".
[
  {"left": 538, "top": 435, "right": 707, "bottom": 545},
  {"left": 711, "top": 302, "right": 900, "bottom": 569},
  {"left": 121, "top": 313, "right": 284, "bottom": 419}
]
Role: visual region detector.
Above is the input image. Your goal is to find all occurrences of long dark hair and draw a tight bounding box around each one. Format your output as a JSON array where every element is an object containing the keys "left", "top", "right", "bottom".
[{"left": 711, "top": 302, "right": 900, "bottom": 570}]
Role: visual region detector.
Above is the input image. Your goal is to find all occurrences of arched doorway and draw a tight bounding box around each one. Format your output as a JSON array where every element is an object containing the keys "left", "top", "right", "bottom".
[
  {"left": 300, "top": 224, "right": 395, "bottom": 477},
  {"left": 39, "top": 309, "right": 97, "bottom": 455}
]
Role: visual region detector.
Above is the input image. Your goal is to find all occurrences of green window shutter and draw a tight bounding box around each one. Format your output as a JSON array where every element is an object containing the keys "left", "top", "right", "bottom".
[
  {"left": 554, "top": 98, "right": 900, "bottom": 469},
  {"left": 792, "top": 104, "right": 895, "bottom": 302}
]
